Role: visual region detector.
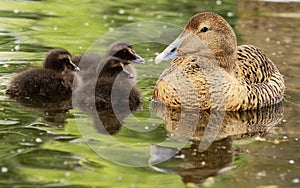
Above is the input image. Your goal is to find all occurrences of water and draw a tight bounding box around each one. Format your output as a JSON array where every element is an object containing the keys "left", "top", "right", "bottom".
[{"left": 0, "top": 0, "right": 300, "bottom": 187}]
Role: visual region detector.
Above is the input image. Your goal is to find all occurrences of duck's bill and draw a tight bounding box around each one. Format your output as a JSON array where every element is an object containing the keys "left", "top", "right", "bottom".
[
  {"left": 131, "top": 53, "right": 145, "bottom": 64},
  {"left": 122, "top": 69, "right": 134, "bottom": 78},
  {"left": 154, "top": 35, "right": 187, "bottom": 64}
]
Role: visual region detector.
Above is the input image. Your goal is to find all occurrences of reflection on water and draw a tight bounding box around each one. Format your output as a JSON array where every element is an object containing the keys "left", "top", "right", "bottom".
[
  {"left": 0, "top": 0, "right": 300, "bottom": 187},
  {"left": 150, "top": 103, "right": 284, "bottom": 184}
]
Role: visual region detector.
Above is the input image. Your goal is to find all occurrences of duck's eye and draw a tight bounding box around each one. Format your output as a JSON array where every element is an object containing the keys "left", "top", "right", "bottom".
[{"left": 200, "top": 27, "right": 208, "bottom": 32}]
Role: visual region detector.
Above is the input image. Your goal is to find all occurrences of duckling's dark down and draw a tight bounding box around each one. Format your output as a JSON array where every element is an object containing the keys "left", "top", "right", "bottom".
[
  {"left": 73, "top": 41, "right": 144, "bottom": 111},
  {"left": 6, "top": 49, "right": 80, "bottom": 100}
]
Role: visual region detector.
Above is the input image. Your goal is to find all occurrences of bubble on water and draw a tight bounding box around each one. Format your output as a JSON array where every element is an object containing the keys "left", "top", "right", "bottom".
[
  {"left": 283, "top": 135, "right": 288, "bottom": 139},
  {"left": 54, "top": 26, "right": 58, "bottom": 31},
  {"left": 289, "top": 159, "right": 295, "bottom": 164},
  {"left": 13, "top": 9, "right": 20, "bottom": 14},
  {"left": 145, "top": 126, "right": 149, "bottom": 130},
  {"left": 35, "top": 138, "right": 43, "bottom": 143},
  {"left": 118, "top": 9, "right": 125, "bottom": 14},
  {"left": 216, "top": 0, "right": 222, "bottom": 5},
  {"left": 110, "top": 20, "right": 115, "bottom": 24},
  {"left": 118, "top": 176, "right": 123, "bottom": 180},
  {"left": 14, "top": 45, "right": 20, "bottom": 51},
  {"left": 292, "top": 178, "right": 299, "bottom": 184},
  {"left": 227, "top": 12, "right": 234, "bottom": 17},
  {"left": 175, "top": 154, "right": 185, "bottom": 159},
  {"left": 103, "top": 15, "right": 107, "bottom": 19},
  {"left": 109, "top": 27, "right": 114, "bottom": 32},
  {"left": 65, "top": 172, "right": 70, "bottom": 177},
  {"left": 127, "top": 16, "right": 134, "bottom": 21},
  {"left": 1, "top": 167, "right": 8, "bottom": 173},
  {"left": 162, "top": 25, "right": 168, "bottom": 29},
  {"left": 84, "top": 22, "right": 89, "bottom": 27},
  {"left": 201, "top": 161, "right": 206, "bottom": 166},
  {"left": 282, "top": 119, "right": 287, "bottom": 123}
]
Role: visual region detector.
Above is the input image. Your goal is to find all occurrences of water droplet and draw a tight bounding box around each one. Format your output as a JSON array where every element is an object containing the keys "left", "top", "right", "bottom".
[
  {"left": 127, "top": 16, "right": 134, "bottom": 21},
  {"left": 216, "top": 0, "right": 222, "bottom": 5},
  {"left": 14, "top": 45, "right": 20, "bottom": 51},
  {"left": 289, "top": 159, "right": 295, "bottom": 164},
  {"left": 1, "top": 167, "right": 8, "bottom": 173},
  {"left": 118, "top": 9, "right": 125, "bottom": 14},
  {"left": 292, "top": 178, "right": 299, "bottom": 184},
  {"left": 13, "top": 9, "right": 20, "bottom": 14},
  {"left": 227, "top": 12, "right": 234, "bottom": 17},
  {"left": 35, "top": 138, "right": 43, "bottom": 143}
]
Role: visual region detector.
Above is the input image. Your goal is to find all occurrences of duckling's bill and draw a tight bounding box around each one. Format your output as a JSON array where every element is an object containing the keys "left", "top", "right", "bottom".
[{"left": 131, "top": 53, "right": 145, "bottom": 64}]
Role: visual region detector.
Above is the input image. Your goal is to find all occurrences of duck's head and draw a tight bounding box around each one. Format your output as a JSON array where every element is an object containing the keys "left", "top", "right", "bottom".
[
  {"left": 101, "top": 57, "right": 134, "bottom": 79},
  {"left": 107, "top": 41, "right": 145, "bottom": 64},
  {"left": 155, "top": 12, "right": 237, "bottom": 71},
  {"left": 44, "top": 49, "right": 80, "bottom": 72}
]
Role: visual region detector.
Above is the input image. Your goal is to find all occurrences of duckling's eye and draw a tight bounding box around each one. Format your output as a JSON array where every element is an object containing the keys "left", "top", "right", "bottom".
[{"left": 200, "top": 27, "right": 208, "bottom": 32}]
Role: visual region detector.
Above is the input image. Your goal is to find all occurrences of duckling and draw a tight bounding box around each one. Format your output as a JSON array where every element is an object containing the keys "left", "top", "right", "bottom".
[
  {"left": 6, "top": 49, "right": 80, "bottom": 101},
  {"left": 74, "top": 57, "right": 142, "bottom": 111},
  {"left": 72, "top": 41, "right": 144, "bottom": 81},
  {"left": 154, "top": 12, "right": 284, "bottom": 111}
]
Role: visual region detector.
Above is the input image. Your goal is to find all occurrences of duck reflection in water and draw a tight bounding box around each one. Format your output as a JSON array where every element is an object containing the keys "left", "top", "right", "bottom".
[{"left": 149, "top": 102, "right": 283, "bottom": 185}]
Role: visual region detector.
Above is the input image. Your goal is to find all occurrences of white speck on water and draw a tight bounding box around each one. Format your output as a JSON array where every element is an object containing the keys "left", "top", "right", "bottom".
[
  {"left": 13, "top": 9, "right": 20, "bottom": 14},
  {"left": 272, "top": 52, "right": 276, "bottom": 55},
  {"left": 110, "top": 20, "right": 115, "bottom": 24},
  {"left": 201, "top": 161, "right": 206, "bottom": 166},
  {"left": 145, "top": 126, "right": 149, "bottom": 130},
  {"left": 104, "top": 23, "right": 109, "bottom": 27},
  {"left": 277, "top": 41, "right": 281, "bottom": 44},
  {"left": 155, "top": 52, "right": 159, "bottom": 55},
  {"left": 53, "top": 26, "right": 58, "bottom": 31},
  {"left": 1, "top": 167, "right": 8, "bottom": 173},
  {"left": 109, "top": 27, "right": 114, "bottom": 32},
  {"left": 216, "top": 0, "right": 222, "bottom": 5},
  {"left": 127, "top": 16, "right": 134, "bottom": 21},
  {"left": 227, "top": 12, "right": 234, "bottom": 17},
  {"left": 65, "top": 172, "right": 70, "bottom": 177},
  {"left": 84, "top": 22, "right": 89, "bottom": 27},
  {"left": 14, "top": 45, "right": 20, "bottom": 51},
  {"left": 266, "top": 37, "right": 270, "bottom": 42},
  {"left": 163, "top": 25, "right": 168, "bottom": 29},
  {"left": 63, "top": 161, "right": 68, "bottom": 165},
  {"left": 292, "top": 178, "right": 299, "bottom": 184},
  {"left": 35, "top": 138, "right": 43, "bottom": 143},
  {"left": 282, "top": 119, "right": 287, "bottom": 123},
  {"left": 118, "top": 9, "right": 125, "bottom": 14},
  {"left": 295, "top": 138, "right": 299, "bottom": 141},
  {"left": 79, "top": 46, "right": 82, "bottom": 49},
  {"left": 289, "top": 160, "right": 295, "bottom": 164},
  {"left": 175, "top": 154, "right": 185, "bottom": 159},
  {"left": 283, "top": 135, "right": 288, "bottom": 139},
  {"left": 148, "top": 58, "right": 154, "bottom": 62},
  {"left": 103, "top": 15, "right": 107, "bottom": 19},
  {"left": 137, "top": 23, "right": 143, "bottom": 27},
  {"left": 118, "top": 176, "right": 123, "bottom": 180},
  {"left": 256, "top": 170, "right": 267, "bottom": 179}
]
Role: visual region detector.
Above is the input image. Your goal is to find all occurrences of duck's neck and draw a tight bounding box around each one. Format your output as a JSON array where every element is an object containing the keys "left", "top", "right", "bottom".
[{"left": 215, "top": 51, "right": 237, "bottom": 72}]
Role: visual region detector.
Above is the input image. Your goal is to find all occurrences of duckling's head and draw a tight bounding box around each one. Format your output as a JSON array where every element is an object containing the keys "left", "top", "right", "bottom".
[
  {"left": 107, "top": 41, "right": 145, "bottom": 64},
  {"left": 44, "top": 49, "right": 80, "bottom": 73},
  {"left": 101, "top": 57, "right": 134, "bottom": 78},
  {"left": 155, "top": 12, "right": 237, "bottom": 71}
]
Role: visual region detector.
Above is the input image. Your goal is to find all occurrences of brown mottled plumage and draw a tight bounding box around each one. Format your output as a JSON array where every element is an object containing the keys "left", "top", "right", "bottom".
[
  {"left": 153, "top": 12, "right": 284, "bottom": 111},
  {"left": 6, "top": 49, "right": 80, "bottom": 100}
]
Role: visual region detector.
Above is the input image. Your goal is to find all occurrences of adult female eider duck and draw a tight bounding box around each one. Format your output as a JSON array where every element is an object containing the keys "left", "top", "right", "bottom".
[
  {"left": 153, "top": 12, "right": 284, "bottom": 111},
  {"left": 6, "top": 49, "right": 80, "bottom": 100},
  {"left": 73, "top": 41, "right": 144, "bottom": 111}
]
